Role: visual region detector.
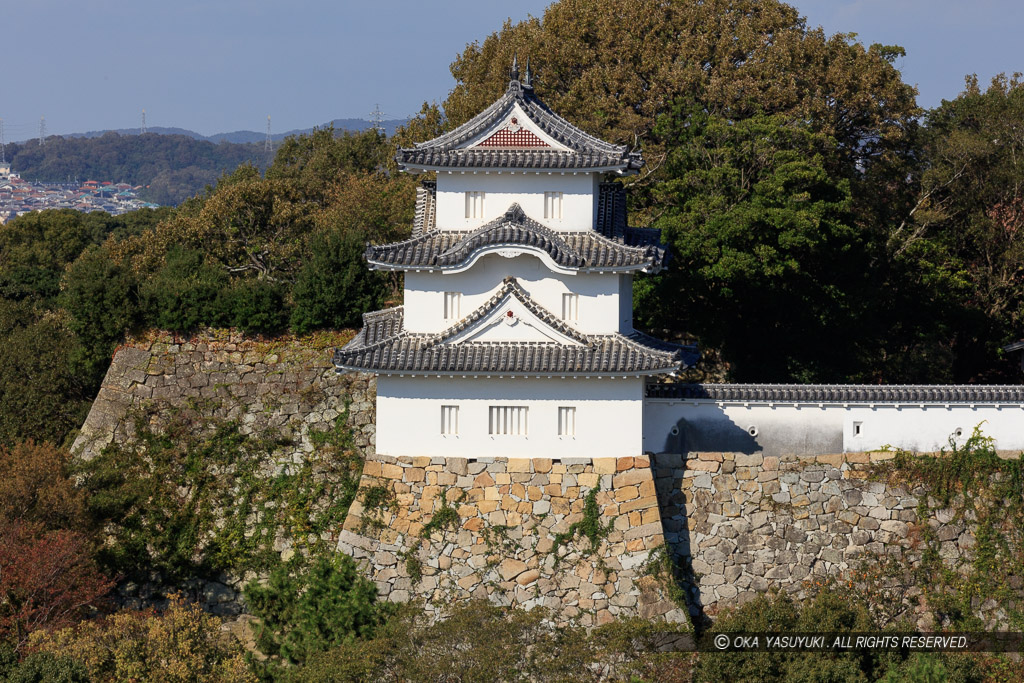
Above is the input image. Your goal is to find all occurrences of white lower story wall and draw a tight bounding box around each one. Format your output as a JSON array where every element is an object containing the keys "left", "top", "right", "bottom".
[
  {"left": 643, "top": 399, "right": 1024, "bottom": 457},
  {"left": 376, "top": 375, "right": 644, "bottom": 459}
]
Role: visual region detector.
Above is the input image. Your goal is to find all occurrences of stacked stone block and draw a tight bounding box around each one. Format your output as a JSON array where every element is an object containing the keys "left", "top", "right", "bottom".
[
  {"left": 652, "top": 451, "right": 1015, "bottom": 626},
  {"left": 73, "top": 332, "right": 376, "bottom": 461},
  {"left": 338, "top": 455, "right": 685, "bottom": 626}
]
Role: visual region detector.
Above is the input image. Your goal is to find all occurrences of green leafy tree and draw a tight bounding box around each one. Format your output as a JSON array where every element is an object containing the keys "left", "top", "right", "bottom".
[
  {"left": 648, "top": 110, "right": 869, "bottom": 380},
  {"left": 898, "top": 74, "right": 1024, "bottom": 381},
  {"left": 139, "top": 247, "right": 232, "bottom": 332},
  {"left": 245, "top": 554, "right": 393, "bottom": 666},
  {"left": 60, "top": 246, "right": 140, "bottom": 387},
  {"left": 438, "top": 0, "right": 916, "bottom": 207},
  {"left": 290, "top": 230, "right": 388, "bottom": 334},
  {"left": 0, "top": 210, "right": 109, "bottom": 304},
  {"left": 267, "top": 127, "right": 390, "bottom": 201},
  {"left": 0, "top": 301, "right": 88, "bottom": 447}
]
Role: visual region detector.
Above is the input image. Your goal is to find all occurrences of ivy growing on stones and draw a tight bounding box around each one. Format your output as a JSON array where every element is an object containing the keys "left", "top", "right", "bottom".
[
  {"left": 420, "top": 490, "right": 463, "bottom": 539},
  {"left": 76, "top": 400, "right": 364, "bottom": 583},
  {"left": 550, "top": 487, "right": 614, "bottom": 568},
  {"left": 868, "top": 427, "right": 1024, "bottom": 630}
]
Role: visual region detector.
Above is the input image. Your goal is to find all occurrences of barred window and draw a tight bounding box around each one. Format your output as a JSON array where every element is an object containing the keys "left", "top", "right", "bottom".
[
  {"left": 488, "top": 406, "right": 528, "bottom": 436},
  {"left": 441, "top": 405, "right": 459, "bottom": 435},
  {"left": 544, "top": 191, "right": 563, "bottom": 220},
  {"left": 465, "top": 191, "right": 485, "bottom": 219},
  {"left": 558, "top": 406, "right": 576, "bottom": 437},
  {"left": 561, "top": 293, "right": 579, "bottom": 321},
  {"left": 443, "top": 292, "right": 461, "bottom": 321}
]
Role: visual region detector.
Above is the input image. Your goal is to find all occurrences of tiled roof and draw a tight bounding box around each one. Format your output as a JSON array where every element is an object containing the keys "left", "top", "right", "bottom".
[
  {"left": 411, "top": 181, "right": 437, "bottom": 237},
  {"left": 396, "top": 80, "right": 643, "bottom": 173},
  {"left": 334, "top": 278, "right": 695, "bottom": 376},
  {"left": 367, "top": 203, "right": 668, "bottom": 273},
  {"left": 646, "top": 383, "right": 1024, "bottom": 403}
]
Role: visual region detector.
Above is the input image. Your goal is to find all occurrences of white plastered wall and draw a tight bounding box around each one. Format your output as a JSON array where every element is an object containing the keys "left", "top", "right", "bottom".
[
  {"left": 377, "top": 375, "right": 645, "bottom": 459},
  {"left": 435, "top": 172, "right": 600, "bottom": 231},
  {"left": 403, "top": 254, "right": 624, "bottom": 334},
  {"left": 643, "top": 400, "right": 1024, "bottom": 457}
]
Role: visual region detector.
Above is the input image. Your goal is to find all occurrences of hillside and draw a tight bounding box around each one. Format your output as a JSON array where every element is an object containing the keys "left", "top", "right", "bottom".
[
  {"left": 3, "top": 133, "right": 267, "bottom": 205},
  {"left": 3, "top": 118, "right": 407, "bottom": 206},
  {"left": 61, "top": 117, "right": 408, "bottom": 143}
]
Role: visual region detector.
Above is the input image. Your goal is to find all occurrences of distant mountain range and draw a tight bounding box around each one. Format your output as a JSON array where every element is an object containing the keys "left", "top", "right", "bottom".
[{"left": 63, "top": 118, "right": 409, "bottom": 144}]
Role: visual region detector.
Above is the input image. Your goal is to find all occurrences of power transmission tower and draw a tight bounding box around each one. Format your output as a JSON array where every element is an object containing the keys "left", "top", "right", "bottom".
[
  {"left": 0, "top": 118, "right": 5, "bottom": 163},
  {"left": 39, "top": 116, "right": 46, "bottom": 147},
  {"left": 265, "top": 115, "right": 272, "bottom": 156},
  {"left": 141, "top": 109, "right": 147, "bottom": 134},
  {"left": 371, "top": 104, "right": 385, "bottom": 135}
]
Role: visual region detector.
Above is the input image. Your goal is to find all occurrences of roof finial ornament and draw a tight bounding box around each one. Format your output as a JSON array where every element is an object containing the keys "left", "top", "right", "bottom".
[
  {"left": 510, "top": 52, "right": 520, "bottom": 82},
  {"left": 523, "top": 57, "right": 533, "bottom": 89}
]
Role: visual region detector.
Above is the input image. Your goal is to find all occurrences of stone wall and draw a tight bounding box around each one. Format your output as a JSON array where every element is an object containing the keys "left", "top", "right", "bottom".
[
  {"left": 73, "top": 332, "right": 1020, "bottom": 631},
  {"left": 653, "top": 451, "right": 1021, "bottom": 628},
  {"left": 337, "top": 455, "right": 684, "bottom": 627},
  {"left": 73, "top": 330, "right": 376, "bottom": 462},
  {"left": 71, "top": 331, "right": 376, "bottom": 619}
]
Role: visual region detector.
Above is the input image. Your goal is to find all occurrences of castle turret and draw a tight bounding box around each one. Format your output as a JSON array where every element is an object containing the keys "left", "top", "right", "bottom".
[{"left": 335, "top": 66, "right": 695, "bottom": 459}]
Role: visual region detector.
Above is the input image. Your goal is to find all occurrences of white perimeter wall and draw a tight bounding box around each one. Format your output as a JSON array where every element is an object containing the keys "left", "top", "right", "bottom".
[
  {"left": 644, "top": 400, "right": 1024, "bottom": 457},
  {"left": 403, "top": 254, "right": 627, "bottom": 334},
  {"left": 435, "top": 172, "right": 600, "bottom": 231},
  {"left": 377, "top": 375, "right": 644, "bottom": 459}
]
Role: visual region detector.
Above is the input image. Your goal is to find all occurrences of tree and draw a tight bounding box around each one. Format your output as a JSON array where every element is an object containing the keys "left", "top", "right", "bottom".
[
  {"left": 0, "top": 441, "right": 88, "bottom": 533},
  {"left": 439, "top": 0, "right": 916, "bottom": 207},
  {"left": 245, "top": 554, "right": 393, "bottom": 666},
  {"left": 646, "top": 109, "right": 875, "bottom": 380},
  {"left": 0, "top": 210, "right": 109, "bottom": 304},
  {"left": 29, "top": 594, "right": 254, "bottom": 682},
  {"left": 61, "top": 246, "right": 140, "bottom": 387},
  {"left": 139, "top": 247, "right": 232, "bottom": 332},
  {"left": 0, "top": 301, "right": 89, "bottom": 447},
  {"left": 897, "top": 74, "right": 1024, "bottom": 381},
  {"left": 0, "top": 521, "right": 112, "bottom": 653},
  {"left": 267, "top": 127, "right": 391, "bottom": 202},
  {"left": 290, "top": 229, "right": 389, "bottom": 334}
]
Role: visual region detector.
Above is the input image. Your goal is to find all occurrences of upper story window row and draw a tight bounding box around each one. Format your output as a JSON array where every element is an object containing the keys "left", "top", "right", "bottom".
[{"left": 464, "top": 191, "right": 563, "bottom": 223}]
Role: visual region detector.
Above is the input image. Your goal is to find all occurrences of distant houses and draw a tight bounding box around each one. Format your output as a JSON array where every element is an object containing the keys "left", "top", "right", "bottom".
[{"left": 0, "top": 168, "right": 158, "bottom": 223}]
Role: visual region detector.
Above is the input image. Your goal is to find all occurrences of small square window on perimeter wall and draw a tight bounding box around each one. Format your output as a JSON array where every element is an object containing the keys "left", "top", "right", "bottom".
[
  {"left": 489, "top": 406, "right": 528, "bottom": 436},
  {"left": 558, "top": 406, "right": 576, "bottom": 437},
  {"left": 441, "top": 405, "right": 459, "bottom": 435}
]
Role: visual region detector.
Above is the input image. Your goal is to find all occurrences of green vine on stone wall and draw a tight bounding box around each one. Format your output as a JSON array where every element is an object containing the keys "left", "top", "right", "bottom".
[
  {"left": 76, "top": 401, "right": 364, "bottom": 582},
  {"left": 550, "top": 487, "right": 614, "bottom": 567},
  {"left": 420, "top": 490, "right": 463, "bottom": 539},
  {"left": 869, "top": 427, "right": 1024, "bottom": 630}
]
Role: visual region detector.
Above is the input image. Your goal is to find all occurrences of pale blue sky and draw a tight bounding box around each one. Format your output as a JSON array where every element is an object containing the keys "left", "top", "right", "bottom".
[{"left": 1, "top": 0, "right": 1021, "bottom": 140}]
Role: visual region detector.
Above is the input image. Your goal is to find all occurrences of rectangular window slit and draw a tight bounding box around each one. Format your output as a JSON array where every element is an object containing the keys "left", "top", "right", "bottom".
[
  {"left": 488, "top": 406, "right": 528, "bottom": 436},
  {"left": 544, "top": 191, "right": 563, "bottom": 220},
  {"left": 443, "top": 292, "right": 461, "bottom": 320},
  {"left": 561, "top": 293, "right": 579, "bottom": 321},
  {"left": 558, "top": 406, "right": 576, "bottom": 437},
  {"left": 465, "top": 191, "right": 485, "bottom": 219},
  {"left": 441, "top": 405, "right": 459, "bottom": 435}
]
